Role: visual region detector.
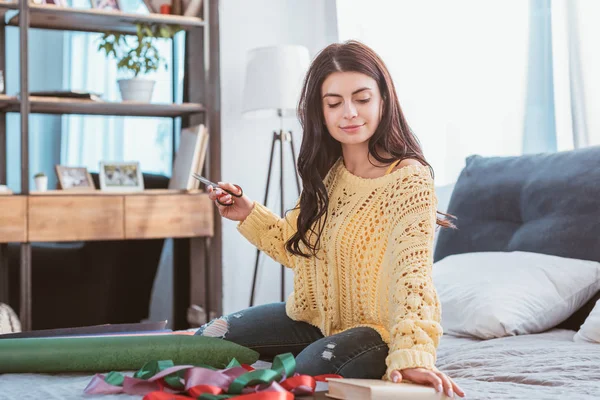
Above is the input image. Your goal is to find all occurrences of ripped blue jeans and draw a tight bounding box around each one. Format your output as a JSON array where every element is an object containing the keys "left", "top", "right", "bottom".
[{"left": 194, "top": 302, "right": 388, "bottom": 378}]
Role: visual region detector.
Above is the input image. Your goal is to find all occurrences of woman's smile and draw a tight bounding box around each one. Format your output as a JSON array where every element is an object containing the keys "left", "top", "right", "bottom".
[{"left": 340, "top": 123, "right": 365, "bottom": 133}]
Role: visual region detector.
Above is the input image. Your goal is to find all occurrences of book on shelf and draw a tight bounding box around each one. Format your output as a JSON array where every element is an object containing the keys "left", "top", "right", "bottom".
[
  {"left": 28, "top": 90, "right": 103, "bottom": 102},
  {"left": 326, "top": 378, "right": 448, "bottom": 400},
  {"left": 169, "top": 124, "right": 209, "bottom": 191}
]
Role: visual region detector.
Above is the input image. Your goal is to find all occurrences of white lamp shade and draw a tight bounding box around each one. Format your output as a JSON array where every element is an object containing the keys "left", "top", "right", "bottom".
[{"left": 242, "top": 45, "right": 311, "bottom": 118}]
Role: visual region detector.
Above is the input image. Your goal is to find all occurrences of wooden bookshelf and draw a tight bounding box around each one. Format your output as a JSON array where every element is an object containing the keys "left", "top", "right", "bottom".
[
  {"left": 8, "top": 4, "right": 205, "bottom": 34},
  {"left": 0, "top": 191, "right": 213, "bottom": 243},
  {"left": 0, "top": 196, "right": 27, "bottom": 243},
  {"left": 1, "top": 0, "right": 222, "bottom": 332},
  {"left": 0, "top": 95, "right": 205, "bottom": 117}
]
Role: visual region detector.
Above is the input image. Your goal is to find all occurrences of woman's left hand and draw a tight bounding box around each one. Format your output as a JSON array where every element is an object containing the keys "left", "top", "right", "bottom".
[{"left": 390, "top": 368, "right": 465, "bottom": 398}]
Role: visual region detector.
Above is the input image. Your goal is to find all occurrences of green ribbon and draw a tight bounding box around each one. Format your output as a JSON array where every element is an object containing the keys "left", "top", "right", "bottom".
[
  {"left": 227, "top": 353, "right": 296, "bottom": 395},
  {"left": 270, "top": 353, "right": 295, "bottom": 380},
  {"left": 132, "top": 360, "right": 185, "bottom": 390},
  {"left": 102, "top": 353, "right": 298, "bottom": 397},
  {"left": 134, "top": 360, "right": 175, "bottom": 380},
  {"left": 226, "top": 358, "right": 242, "bottom": 369},
  {"left": 104, "top": 371, "right": 125, "bottom": 386}
]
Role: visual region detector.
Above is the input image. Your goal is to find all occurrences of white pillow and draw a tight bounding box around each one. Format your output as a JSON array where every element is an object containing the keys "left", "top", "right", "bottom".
[
  {"left": 433, "top": 251, "right": 600, "bottom": 339},
  {"left": 574, "top": 299, "right": 600, "bottom": 343}
]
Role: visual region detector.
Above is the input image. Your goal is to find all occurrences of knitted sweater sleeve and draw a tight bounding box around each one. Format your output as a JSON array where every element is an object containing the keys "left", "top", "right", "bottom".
[
  {"left": 237, "top": 202, "right": 299, "bottom": 268},
  {"left": 382, "top": 172, "right": 443, "bottom": 379}
]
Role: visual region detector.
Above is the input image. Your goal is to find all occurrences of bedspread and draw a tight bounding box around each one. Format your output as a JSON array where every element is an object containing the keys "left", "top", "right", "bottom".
[{"left": 437, "top": 329, "right": 600, "bottom": 399}]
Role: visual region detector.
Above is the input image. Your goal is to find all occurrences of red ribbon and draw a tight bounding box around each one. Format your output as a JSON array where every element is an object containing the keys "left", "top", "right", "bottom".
[
  {"left": 187, "top": 385, "right": 223, "bottom": 397},
  {"left": 144, "top": 392, "right": 294, "bottom": 400}
]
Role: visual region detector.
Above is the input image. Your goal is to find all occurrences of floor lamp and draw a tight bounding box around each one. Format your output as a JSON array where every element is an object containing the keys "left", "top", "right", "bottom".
[{"left": 242, "top": 45, "right": 310, "bottom": 307}]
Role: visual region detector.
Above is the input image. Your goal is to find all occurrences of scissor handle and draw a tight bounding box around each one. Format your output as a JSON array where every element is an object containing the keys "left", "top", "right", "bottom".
[
  {"left": 216, "top": 184, "right": 243, "bottom": 207},
  {"left": 225, "top": 184, "right": 243, "bottom": 198}
]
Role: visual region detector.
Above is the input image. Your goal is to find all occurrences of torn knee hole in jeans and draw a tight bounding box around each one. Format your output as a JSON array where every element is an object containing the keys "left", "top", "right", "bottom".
[
  {"left": 321, "top": 342, "right": 336, "bottom": 361},
  {"left": 201, "top": 317, "right": 229, "bottom": 338}
]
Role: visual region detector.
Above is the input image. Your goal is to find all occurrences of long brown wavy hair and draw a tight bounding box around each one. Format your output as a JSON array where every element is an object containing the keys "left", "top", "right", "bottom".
[{"left": 285, "top": 40, "right": 455, "bottom": 258}]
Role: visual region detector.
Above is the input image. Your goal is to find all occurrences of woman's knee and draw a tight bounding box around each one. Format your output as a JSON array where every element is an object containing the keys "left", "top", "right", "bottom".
[
  {"left": 295, "top": 327, "right": 388, "bottom": 378},
  {"left": 194, "top": 302, "right": 288, "bottom": 341},
  {"left": 195, "top": 314, "right": 240, "bottom": 339}
]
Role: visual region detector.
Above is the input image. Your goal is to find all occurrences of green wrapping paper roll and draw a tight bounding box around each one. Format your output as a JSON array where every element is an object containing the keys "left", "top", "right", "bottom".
[{"left": 0, "top": 335, "right": 259, "bottom": 373}]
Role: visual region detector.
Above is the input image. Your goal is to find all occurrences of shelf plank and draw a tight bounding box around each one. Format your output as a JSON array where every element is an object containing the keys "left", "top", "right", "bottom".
[
  {"left": 0, "top": 196, "right": 27, "bottom": 243},
  {"left": 30, "top": 189, "right": 203, "bottom": 196},
  {"left": 125, "top": 192, "right": 213, "bottom": 239},
  {"left": 0, "top": 0, "right": 17, "bottom": 11},
  {"left": 0, "top": 95, "right": 205, "bottom": 117},
  {"left": 8, "top": 5, "right": 204, "bottom": 34},
  {"left": 0, "top": 192, "right": 213, "bottom": 242},
  {"left": 28, "top": 195, "right": 125, "bottom": 242}
]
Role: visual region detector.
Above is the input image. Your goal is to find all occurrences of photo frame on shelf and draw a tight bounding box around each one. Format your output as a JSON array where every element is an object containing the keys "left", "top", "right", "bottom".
[
  {"left": 0, "top": 185, "right": 13, "bottom": 195},
  {"left": 169, "top": 124, "right": 209, "bottom": 190},
  {"left": 35, "top": 0, "right": 69, "bottom": 6},
  {"left": 89, "top": 0, "right": 121, "bottom": 11},
  {"left": 118, "top": 0, "right": 151, "bottom": 14},
  {"left": 99, "top": 161, "right": 144, "bottom": 192},
  {"left": 55, "top": 165, "right": 96, "bottom": 190}
]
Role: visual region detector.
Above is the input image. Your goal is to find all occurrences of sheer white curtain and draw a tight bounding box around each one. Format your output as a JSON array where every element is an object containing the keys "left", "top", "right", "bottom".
[
  {"left": 61, "top": 0, "right": 175, "bottom": 175},
  {"left": 552, "top": 0, "right": 600, "bottom": 150},
  {"left": 337, "top": 0, "right": 529, "bottom": 185}
]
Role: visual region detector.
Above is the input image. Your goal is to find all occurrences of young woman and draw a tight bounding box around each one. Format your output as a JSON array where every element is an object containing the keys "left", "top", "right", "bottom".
[{"left": 196, "top": 40, "right": 464, "bottom": 398}]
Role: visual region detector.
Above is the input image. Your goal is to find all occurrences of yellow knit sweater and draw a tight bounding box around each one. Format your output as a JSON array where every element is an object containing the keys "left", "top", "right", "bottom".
[{"left": 237, "top": 158, "right": 442, "bottom": 379}]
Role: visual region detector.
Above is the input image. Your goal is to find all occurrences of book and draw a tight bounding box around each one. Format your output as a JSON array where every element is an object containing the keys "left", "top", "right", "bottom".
[
  {"left": 169, "top": 124, "right": 209, "bottom": 190},
  {"left": 28, "top": 90, "right": 103, "bottom": 102},
  {"left": 191, "top": 125, "right": 209, "bottom": 189},
  {"left": 326, "top": 378, "right": 449, "bottom": 400}
]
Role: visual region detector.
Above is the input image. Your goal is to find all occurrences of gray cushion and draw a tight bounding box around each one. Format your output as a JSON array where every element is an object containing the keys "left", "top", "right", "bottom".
[{"left": 434, "top": 146, "right": 600, "bottom": 331}]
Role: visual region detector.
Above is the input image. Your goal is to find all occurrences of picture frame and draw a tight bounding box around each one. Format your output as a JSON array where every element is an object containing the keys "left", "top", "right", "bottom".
[
  {"left": 55, "top": 165, "right": 95, "bottom": 191},
  {"left": 99, "top": 161, "right": 144, "bottom": 192},
  {"left": 119, "top": 0, "right": 150, "bottom": 14},
  {"left": 89, "top": 0, "right": 121, "bottom": 11},
  {"left": 37, "top": 0, "right": 69, "bottom": 6}
]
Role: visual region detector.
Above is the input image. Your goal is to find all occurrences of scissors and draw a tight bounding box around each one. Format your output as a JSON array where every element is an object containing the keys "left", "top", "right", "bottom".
[{"left": 192, "top": 173, "right": 244, "bottom": 207}]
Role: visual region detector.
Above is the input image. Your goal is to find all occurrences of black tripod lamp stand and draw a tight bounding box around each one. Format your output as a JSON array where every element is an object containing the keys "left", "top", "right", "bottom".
[
  {"left": 249, "top": 126, "right": 301, "bottom": 307},
  {"left": 242, "top": 45, "right": 310, "bottom": 307}
]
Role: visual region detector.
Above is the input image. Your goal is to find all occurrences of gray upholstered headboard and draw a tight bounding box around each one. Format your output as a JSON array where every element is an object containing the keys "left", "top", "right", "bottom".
[{"left": 434, "top": 146, "right": 600, "bottom": 330}]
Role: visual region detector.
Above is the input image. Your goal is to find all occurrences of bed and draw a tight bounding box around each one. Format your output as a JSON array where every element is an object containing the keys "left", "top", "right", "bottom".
[
  {"left": 431, "top": 145, "right": 600, "bottom": 399},
  {"left": 1, "top": 148, "right": 599, "bottom": 399},
  {"left": 437, "top": 330, "right": 600, "bottom": 400}
]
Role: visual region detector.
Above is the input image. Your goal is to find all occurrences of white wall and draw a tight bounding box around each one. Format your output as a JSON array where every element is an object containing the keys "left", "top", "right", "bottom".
[{"left": 220, "top": 0, "right": 338, "bottom": 314}]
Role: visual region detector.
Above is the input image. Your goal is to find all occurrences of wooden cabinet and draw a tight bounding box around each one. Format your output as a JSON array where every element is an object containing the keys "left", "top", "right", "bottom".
[
  {"left": 125, "top": 192, "right": 213, "bottom": 239},
  {"left": 0, "top": 196, "right": 27, "bottom": 242},
  {"left": 29, "top": 195, "right": 124, "bottom": 242},
  {"left": 0, "top": 191, "right": 213, "bottom": 243}
]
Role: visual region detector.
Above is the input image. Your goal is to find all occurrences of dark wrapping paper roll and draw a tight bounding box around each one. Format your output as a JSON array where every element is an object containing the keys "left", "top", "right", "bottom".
[{"left": 0, "top": 335, "right": 259, "bottom": 373}]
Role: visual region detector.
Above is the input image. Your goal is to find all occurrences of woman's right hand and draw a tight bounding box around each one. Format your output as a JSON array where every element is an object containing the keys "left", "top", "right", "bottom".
[{"left": 207, "top": 182, "right": 254, "bottom": 222}]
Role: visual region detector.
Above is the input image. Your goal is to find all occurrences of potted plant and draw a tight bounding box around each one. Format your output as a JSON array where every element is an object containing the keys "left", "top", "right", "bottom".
[
  {"left": 33, "top": 172, "right": 48, "bottom": 192},
  {"left": 98, "top": 23, "right": 180, "bottom": 102}
]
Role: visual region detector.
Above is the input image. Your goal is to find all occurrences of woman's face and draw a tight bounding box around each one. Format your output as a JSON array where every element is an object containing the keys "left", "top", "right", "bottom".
[{"left": 321, "top": 71, "right": 383, "bottom": 146}]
